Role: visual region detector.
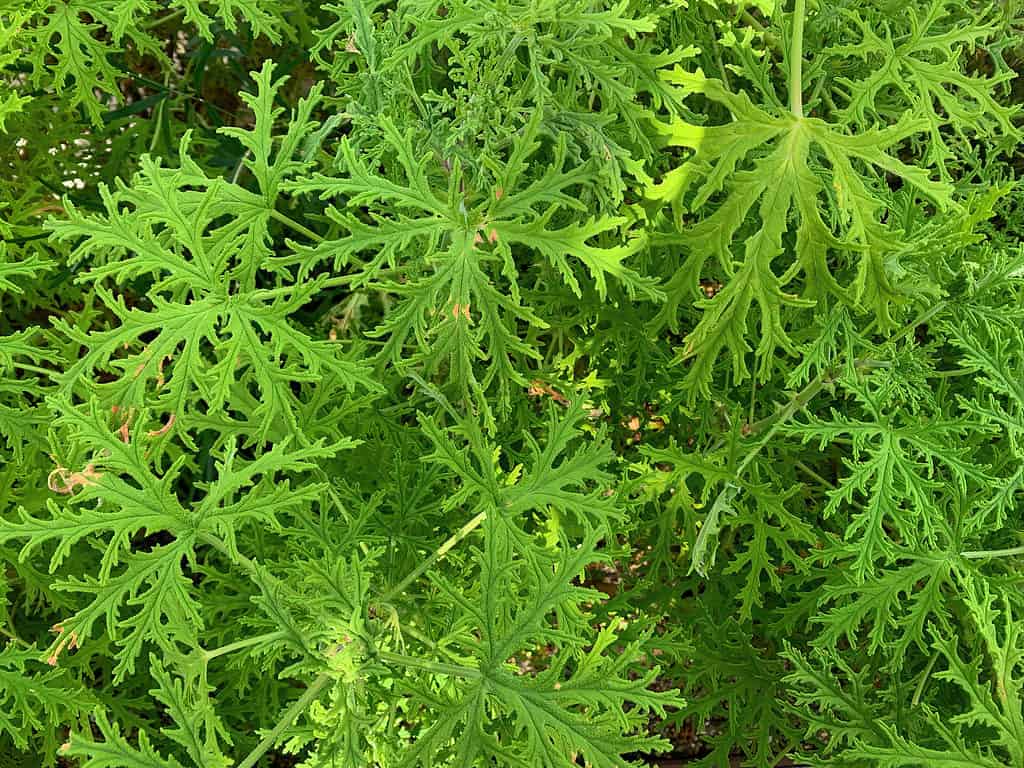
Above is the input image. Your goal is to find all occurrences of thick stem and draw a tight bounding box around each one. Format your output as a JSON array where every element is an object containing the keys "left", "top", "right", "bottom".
[
  {"left": 270, "top": 208, "right": 324, "bottom": 243},
  {"left": 961, "top": 545, "right": 1024, "bottom": 560},
  {"left": 236, "top": 674, "right": 331, "bottom": 768},
  {"left": 377, "top": 651, "right": 481, "bottom": 679},
  {"left": 380, "top": 509, "right": 488, "bottom": 603},
  {"left": 790, "top": 0, "right": 806, "bottom": 117},
  {"left": 202, "top": 630, "right": 286, "bottom": 662},
  {"left": 911, "top": 649, "right": 940, "bottom": 707},
  {"left": 11, "top": 361, "right": 54, "bottom": 377},
  {"left": 142, "top": 7, "right": 186, "bottom": 30}
]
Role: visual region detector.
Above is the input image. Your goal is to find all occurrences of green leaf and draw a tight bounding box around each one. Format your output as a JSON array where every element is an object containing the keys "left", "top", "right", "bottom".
[
  {"left": 150, "top": 656, "right": 232, "bottom": 768},
  {"left": 284, "top": 114, "right": 656, "bottom": 417},
  {"left": 647, "top": 67, "right": 954, "bottom": 395},
  {"left": 788, "top": 400, "right": 990, "bottom": 578},
  {"left": 0, "top": 643, "right": 92, "bottom": 762},
  {"left": 63, "top": 709, "right": 185, "bottom": 768},
  {"left": 402, "top": 528, "right": 678, "bottom": 767},
  {"left": 47, "top": 132, "right": 379, "bottom": 443},
  {"left": 826, "top": 0, "right": 1021, "bottom": 176},
  {"left": 0, "top": 399, "right": 345, "bottom": 677}
]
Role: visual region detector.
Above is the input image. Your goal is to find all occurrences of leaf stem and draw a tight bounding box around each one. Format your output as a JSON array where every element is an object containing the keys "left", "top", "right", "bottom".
[
  {"left": 142, "top": 7, "right": 185, "bottom": 30},
  {"left": 794, "top": 460, "right": 835, "bottom": 490},
  {"left": 789, "top": 0, "right": 806, "bottom": 117},
  {"left": 399, "top": 623, "right": 468, "bottom": 665},
  {"left": 270, "top": 208, "right": 323, "bottom": 243},
  {"left": 251, "top": 268, "right": 403, "bottom": 303},
  {"left": 961, "top": 545, "right": 1024, "bottom": 560},
  {"left": 379, "top": 509, "right": 488, "bottom": 604},
  {"left": 253, "top": 273, "right": 365, "bottom": 301},
  {"left": 202, "top": 630, "right": 286, "bottom": 662},
  {"left": 927, "top": 366, "right": 979, "bottom": 379},
  {"left": 10, "top": 361, "right": 53, "bottom": 377},
  {"left": 911, "top": 649, "right": 940, "bottom": 707},
  {"left": 377, "top": 651, "right": 481, "bottom": 679},
  {"left": 235, "top": 673, "right": 331, "bottom": 768}
]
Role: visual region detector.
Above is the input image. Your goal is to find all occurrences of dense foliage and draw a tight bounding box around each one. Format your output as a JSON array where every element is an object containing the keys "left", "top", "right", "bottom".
[{"left": 1, "top": 0, "right": 1022, "bottom": 765}]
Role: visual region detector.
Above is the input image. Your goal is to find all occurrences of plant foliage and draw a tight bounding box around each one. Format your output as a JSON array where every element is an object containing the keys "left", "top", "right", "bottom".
[{"left": 0, "top": 0, "right": 1022, "bottom": 766}]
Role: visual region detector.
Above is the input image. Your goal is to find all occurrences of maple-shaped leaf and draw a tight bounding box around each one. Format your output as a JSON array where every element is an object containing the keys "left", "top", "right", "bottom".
[
  {"left": 25, "top": 1, "right": 125, "bottom": 126},
  {"left": 826, "top": 0, "right": 1021, "bottom": 176},
  {"left": 671, "top": 616, "right": 796, "bottom": 768},
  {"left": 18, "top": 1, "right": 290, "bottom": 125},
  {"left": 400, "top": 526, "right": 678, "bottom": 768},
  {"left": 219, "top": 61, "right": 327, "bottom": 206},
  {"left": 787, "top": 385, "right": 990, "bottom": 578},
  {"left": 947, "top": 305, "right": 1024, "bottom": 459},
  {"left": 417, "top": 398, "right": 619, "bottom": 533},
  {"left": 789, "top": 577, "right": 1024, "bottom": 767},
  {"left": 150, "top": 656, "right": 232, "bottom": 768},
  {"left": 0, "top": 400, "right": 346, "bottom": 678},
  {"left": 646, "top": 67, "right": 954, "bottom": 396},
  {"left": 634, "top": 441, "right": 813, "bottom": 618},
  {"left": 46, "top": 66, "right": 379, "bottom": 442},
  {"left": 0, "top": 243, "right": 51, "bottom": 297},
  {"left": 62, "top": 709, "right": 185, "bottom": 768},
  {"left": 0, "top": 328, "right": 54, "bottom": 461},
  {"left": 926, "top": 577, "right": 1024, "bottom": 766},
  {"left": 343, "top": 395, "right": 679, "bottom": 766},
  {"left": 283, "top": 112, "right": 658, "bottom": 419},
  {"left": 0, "top": 643, "right": 93, "bottom": 764},
  {"left": 809, "top": 546, "right": 957, "bottom": 664},
  {"left": 781, "top": 643, "right": 895, "bottom": 759},
  {"left": 388, "top": 0, "right": 694, "bottom": 143},
  {"left": 630, "top": 443, "right": 734, "bottom": 580},
  {"left": 170, "top": 0, "right": 284, "bottom": 43},
  {"left": 315, "top": 0, "right": 698, "bottom": 209}
]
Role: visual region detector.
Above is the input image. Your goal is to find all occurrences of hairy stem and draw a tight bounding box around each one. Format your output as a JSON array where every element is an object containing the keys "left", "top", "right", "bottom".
[
  {"left": 236, "top": 673, "right": 331, "bottom": 768},
  {"left": 790, "top": 0, "right": 806, "bottom": 117},
  {"left": 380, "top": 509, "right": 489, "bottom": 603},
  {"left": 202, "top": 630, "right": 287, "bottom": 662},
  {"left": 251, "top": 270, "right": 396, "bottom": 302},
  {"left": 911, "top": 649, "right": 940, "bottom": 707},
  {"left": 270, "top": 208, "right": 324, "bottom": 243},
  {"left": 378, "top": 651, "right": 481, "bottom": 679},
  {"left": 10, "top": 361, "right": 54, "bottom": 377},
  {"left": 961, "top": 545, "right": 1024, "bottom": 560}
]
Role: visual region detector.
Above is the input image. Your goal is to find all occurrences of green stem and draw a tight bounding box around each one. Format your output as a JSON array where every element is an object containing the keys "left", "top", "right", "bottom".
[
  {"left": 252, "top": 272, "right": 374, "bottom": 302},
  {"left": 377, "top": 651, "right": 481, "bottom": 679},
  {"left": 231, "top": 149, "right": 251, "bottom": 185},
  {"left": 928, "top": 367, "right": 979, "bottom": 379},
  {"left": 10, "top": 361, "right": 53, "bottom": 377},
  {"left": 235, "top": 673, "right": 331, "bottom": 768},
  {"left": 794, "top": 460, "right": 835, "bottom": 490},
  {"left": 202, "top": 630, "right": 286, "bottom": 662},
  {"left": 911, "top": 649, "right": 940, "bottom": 707},
  {"left": 790, "top": 0, "right": 806, "bottom": 117},
  {"left": 739, "top": 9, "right": 767, "bottom": 33},
  {"left": 961, "top": 545, "right": 1024, "bottom": 560},
  {"left": 739, "top": 9, "right": 783, "bottom": 57},
  {"left": 199, "top": 533, "right": 259, "bottom": 575},
  {"left": 380, "top": 509, "right": 488, "bottom": 604},
  {"left": 399, "top": 623, "right": 468, "bottom": 665},
  {"left": 0, "top": 623, "right": 25, "bottom": 644},
  {"left": 270, "top": 208, "right": 323, "bottom": 243},
  {"left": 142, "top": 7, "right": 185, "bottom": 30}
]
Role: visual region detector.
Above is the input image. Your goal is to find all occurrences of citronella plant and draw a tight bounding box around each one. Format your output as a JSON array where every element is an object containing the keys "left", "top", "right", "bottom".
[{"left": 0, "top": 0, "right": 1022, "bottom": 766}]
